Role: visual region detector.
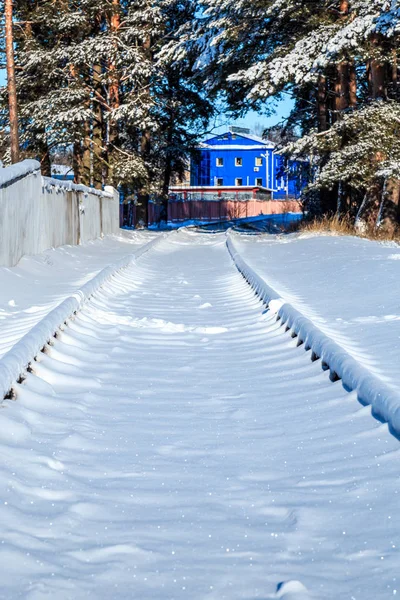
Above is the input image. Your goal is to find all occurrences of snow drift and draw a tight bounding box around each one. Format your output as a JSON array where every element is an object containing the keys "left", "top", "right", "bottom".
[
  {"left": 227, "top": 229, "right": 400, "bottom": 437},
  {"left": 0, "top": 235, "right": 166, "bottom": 399}
]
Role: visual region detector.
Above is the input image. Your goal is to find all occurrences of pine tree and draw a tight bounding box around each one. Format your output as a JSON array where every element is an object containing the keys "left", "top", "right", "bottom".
[
  {"left": 196, "top": 0, "right": 400, "bottom": 230},
  {"left": 151, "top": 0, "right": 214, "bottom": 221},
  {"left": 0, "top": 0, "right": 212, "bottom": 227}
]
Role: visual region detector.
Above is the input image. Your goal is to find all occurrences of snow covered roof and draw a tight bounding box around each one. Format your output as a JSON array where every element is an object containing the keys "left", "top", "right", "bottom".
[
  {"left": 199, "top": 143, "right": 273, "bottom": 151},
  {"left": 200, "top": 130, "right": 275, "bottom": 149},
  {"left": 170, "top": 185, "right": 271, "bottom": 191},
  {"left": 238, "top": 132, "right": 275, "bottom": 145}
]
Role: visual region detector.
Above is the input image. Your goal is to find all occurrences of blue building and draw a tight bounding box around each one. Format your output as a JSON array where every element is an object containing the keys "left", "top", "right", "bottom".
[
  {"left": 190, "top": 127, "right": 303, "bottom": 199},
  {"left": 51, "top": 164, "right": 74, "bottom": 181}
]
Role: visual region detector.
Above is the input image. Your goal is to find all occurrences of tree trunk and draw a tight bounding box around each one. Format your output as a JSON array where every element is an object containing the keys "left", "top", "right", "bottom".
[
  {"left": 39, "top": 140, "right": 51, "bottom": 177},
  {"left": 349, "top": 62, "right": 357, "bottom": 107},
  {"left": 160, "top": 155, "right": 172, "bottom": 224},
  {"left": 136, "top": 129, "right": 151, "bottom": 227},
  {"left": 92, "top": 64, "right": 104, "bottom": 189},
  {"left": 82, "top": 119, "right": 91, "bottom": 186},
  {"left": 135, "top": 193, "right": 149, "bottom": 228},
  {"left": 355, "top": 182, "right": 382, "bottom": 232},
  {"left": 73, "top": 140, "right": 83, "bottom": 184},
  {"left": 330, "top": 0, "right": 355, "bottom": 215},
  {"left": 109, "top": 0, "right": 120, "bottom": 128},
  {"left": 334, "top": 62, "right": 350, "bottom": 117},
  {"left": 5, "top": 0, "right": 20, "bottom": 163},
  {"left": 329, "top": 57, "right": 346, "bottom": 211},
  {"left": 369, "top": 60, "right": 385, "bottom": 99},
  {"left": 136, "top": 31, "right": 152, "bottom": 228},
  {"left": 368, "top": 34, "right": 386, "bottom": 100},
  {"left": 317, "top": 73, "right": 337, "bottom": 214},
  {"left": 375, "top": 49, "right": 400, "bottom": 231},
  {"left": 337, "top": 181, "right": 352, "bottom": 216},
  {"left": 160, "top": 95, "right": 177, "bottom": 224},
  {"left": 317, "top": 74, "right": 328, "bottom": 133},
  {"left": 367, "top": 35, "right": 393, "bottom": 229},
  {"left": 107, "top": 0, "right": 121, "bottom": 183},
  {"left": 334, "top": 58, "right": 356, "bottom": 114},
  {"left": 390, "top": 47, "right": 398, "bottom": 100},
  {"left": 333, "top": 0, "right": 353, "bottom": 120},
  {"left": 377, "top": 178, "right": 400, "bottom": 234}
]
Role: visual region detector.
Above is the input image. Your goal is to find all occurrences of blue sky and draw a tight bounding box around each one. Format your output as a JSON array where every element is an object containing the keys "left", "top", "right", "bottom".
[
  {"left": 212, "top": 95, "right": 294, "bottom": 135},
  {"left": 245, "top": 96, "right": 294, "bottom": 130}
]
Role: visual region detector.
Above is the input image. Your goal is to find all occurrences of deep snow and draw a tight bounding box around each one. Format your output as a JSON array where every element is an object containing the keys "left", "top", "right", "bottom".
[
  {"left": 233, "top": 231, "right": 400, "bottom": 394},
  {"left": 0, "top": 230, "right": 156, "bottom": 358},
  {"left": 0, "top": 230, "right": 399, "bottom": 599},
  {"left": 0, "top": 234, "right": 163, "bottom": 400}
]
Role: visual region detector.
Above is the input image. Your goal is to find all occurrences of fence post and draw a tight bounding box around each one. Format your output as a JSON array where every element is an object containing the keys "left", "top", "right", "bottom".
[
  {"left": 76, "top": 192, "right": 81, "bottom": 245},
  {"left": 104, "top": 186, "right": 120, "bottom": 233},
  {"left": 99, "top": 195, "right": 104, "bottom": 237}
]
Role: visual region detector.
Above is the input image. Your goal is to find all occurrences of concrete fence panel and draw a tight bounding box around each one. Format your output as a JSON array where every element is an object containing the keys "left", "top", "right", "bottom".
[
  {"left": 0, "top": 160, "right": 120, "bottom": 267},
  {"left": 0, "top": 168, "right": 42, "bottom": 267},
  {"left": 40, "top": 184, "right": 80, "bottom": 249},
  {"left": 103, "top": 187, "right": 120, "bottom": 235},
  {"left": 79, "top": 191, "right": 102, "bottom": 244}
]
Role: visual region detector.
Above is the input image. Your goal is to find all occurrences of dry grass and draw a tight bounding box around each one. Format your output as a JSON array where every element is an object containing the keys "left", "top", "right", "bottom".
[{"left": 291, "top": 214, "right": 400, "bottom": 242}]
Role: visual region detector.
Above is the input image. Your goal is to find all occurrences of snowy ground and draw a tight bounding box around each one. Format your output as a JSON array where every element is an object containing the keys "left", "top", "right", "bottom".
[
  {"left": 146, "top": 212, "right": 302, "bottom": 232},
  {"left": 1, "top": 230, "right": 399, "bottom": 599},
  {"left": 232, "top": 232, "right": 400, "bottom": 394},
  {"left": 0, "top": 231, "right": 155, "bottom": 358}
]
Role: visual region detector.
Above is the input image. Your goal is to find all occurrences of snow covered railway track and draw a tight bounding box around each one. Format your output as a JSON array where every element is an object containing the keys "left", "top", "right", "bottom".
[
  {"left": 0, "top": 234, "right": 167, "bottom": 401},
  {"left": 1, "top": 230, "right": 399, "bottom": 599},
  {"left": 227, "top": 230, "right": 400, "bottom": 438}
]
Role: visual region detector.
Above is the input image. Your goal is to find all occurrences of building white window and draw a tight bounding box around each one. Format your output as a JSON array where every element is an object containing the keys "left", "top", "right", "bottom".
[
  {"left": 255, "top": 157, "right": 263, "bottom": 166},
  {"left": 255, "top": 178, "right": 263, "bottom": 187},
  {"left": 235, "top": 178, "right": 243, "bottom": 186},
  {"left": 235, "top": 157, "right": 243, "bottom": 167},
  {"left": 216, "top": 157, "right": 224, "bottom": 167},
  {"left": 216, "top": 178, "right": 224, "bottom": 186}
]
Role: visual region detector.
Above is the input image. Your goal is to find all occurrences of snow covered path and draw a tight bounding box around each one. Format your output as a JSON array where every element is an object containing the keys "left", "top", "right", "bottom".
[{"left": 1, "top": 230, "right": 400, "bottom": 600}]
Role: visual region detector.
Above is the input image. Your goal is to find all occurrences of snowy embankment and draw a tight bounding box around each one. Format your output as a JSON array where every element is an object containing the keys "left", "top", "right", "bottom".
[
  {"left": 0, "top": 231, "right": 157, "bottom": 361},
  {"left": 0, "top": 233, "right": 164, "bottom": 399},
  {"left": 228, "top": 230, "right": 400, "bottom": 435}
]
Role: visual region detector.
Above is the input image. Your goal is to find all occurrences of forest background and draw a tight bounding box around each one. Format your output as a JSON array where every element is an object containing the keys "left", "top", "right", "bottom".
[{"left": 0, "top": 0, "right": 399, "bottom": 231}]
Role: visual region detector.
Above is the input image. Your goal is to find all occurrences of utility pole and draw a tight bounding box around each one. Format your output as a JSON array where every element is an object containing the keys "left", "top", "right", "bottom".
[{"left": 5, "top": 0, "right": 20, "bottom": 163}]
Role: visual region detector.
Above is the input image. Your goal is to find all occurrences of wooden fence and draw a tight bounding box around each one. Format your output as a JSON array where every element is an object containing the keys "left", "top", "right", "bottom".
[{"left": 121, "top": 198, "right": 302, "bottom": 228}]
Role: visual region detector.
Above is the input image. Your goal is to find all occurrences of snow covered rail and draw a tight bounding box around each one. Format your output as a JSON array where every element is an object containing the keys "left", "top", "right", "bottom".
[
  {"left": 0, "top": 234, "right": 167, "bottom": 400},
  {"left": 226, "top": 229, "right": 400, "bottom": 438}
]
